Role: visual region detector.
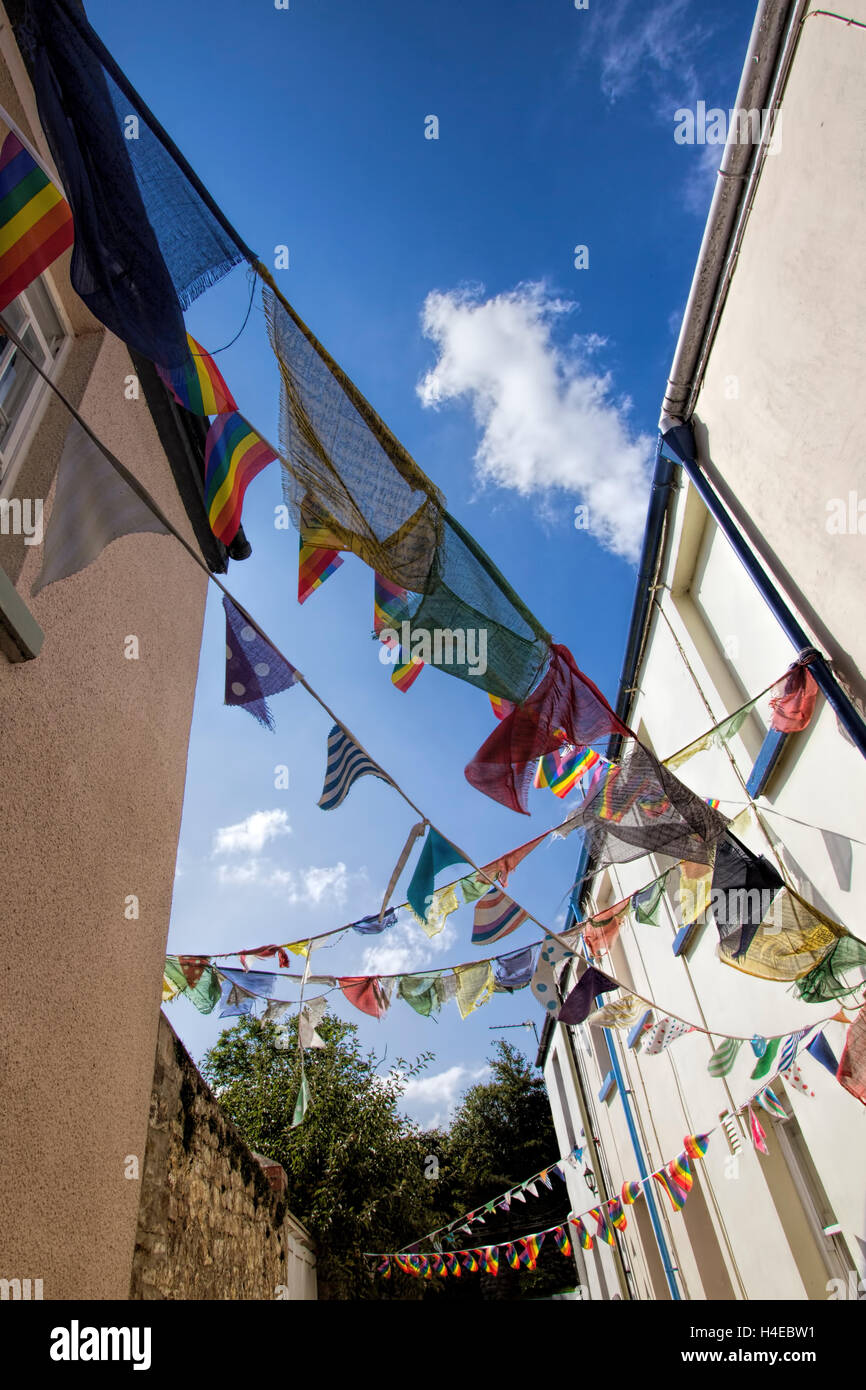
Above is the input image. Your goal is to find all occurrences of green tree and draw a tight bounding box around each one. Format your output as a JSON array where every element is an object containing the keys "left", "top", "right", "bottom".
[
  {"left": 202, "top": 1014, "right": 444, "bottom": 1299},
  {"left": 429, "top": 1041, "right": 576, "bottom": 1300}
]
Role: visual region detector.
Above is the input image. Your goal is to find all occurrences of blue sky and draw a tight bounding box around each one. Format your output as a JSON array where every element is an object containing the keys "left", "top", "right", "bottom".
[{"left": 88, "top": 0, "right": 759, "bottom": 1129}]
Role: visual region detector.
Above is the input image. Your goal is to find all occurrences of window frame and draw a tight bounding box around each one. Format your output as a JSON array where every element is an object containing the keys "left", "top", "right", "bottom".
[{"left": 0, "top": 269, "right": 73, "bottom": 498}]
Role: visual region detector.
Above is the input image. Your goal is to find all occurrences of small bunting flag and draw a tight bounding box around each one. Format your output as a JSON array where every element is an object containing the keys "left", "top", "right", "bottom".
[
  {"left": 374, "top": 572, "right": 424, "bottom": 690},
  {"left": 755, "top": 1086, "right": 788, "bottom": 1120},
  {"left": 683, "top": 1133, "right": 711, "bottom": 1161},
  {"left": 708, "top": 1036, "right": 743, "bottom": 1078},
  {"left": 668, "top": 1153, "right": 693, "bottom": 1194},
  {"left": 156, "top": 332, "right": 237, "bottom": 415},
  {"left": 535, "top": 744, "right": 602, "bottom": 799},
  {"left": 749, "top": 1106, "right": 770, "bottom": 1155},
  {"left": 376, "top": 1258, "right": 391, "bottom": 1279},
  {"left": 489, "top": 694, "right": 514, "bottom": 721},
  {"left": 590, "top": 1207, "right": 615, "bottom": 1246},
  {"left": 471, "top": 886, "right": 528, "bottom": 945},
  {"left": 608, "top": 1199, "right": 627, "bottom": 1231},
  {"left": 503, "top": 1243, "right": 520, "bottom": 1270},
  {"left": 298, "top": 539, "right": 344, "bottom": 604},
  {"left": 571, "top": 1217, "right": 593, "bottom": 1250},
  {"left": 223, "top": 594, "right": 298, "bottom": 730},
  {"left": 484, "top": 1248, "right": 500, "bottom": 1276},
  {"left": 318, "top": 724, "right": 392, "bottom": 810},
  {"left": 645, "top": 1017, "right": 693, "bottom": 1054},
  {"left": 553, "top": 1225, "right": 572, "bottom": 1256},
  {"left": 781, "top": 1064, "right": 814, "bottom": 1097},
  {"left": 204, "top": 412, "right": 277, "bottom": 544},
  {"left": 622, "top": 1180, "right": 643, "bottom": 1205},
  {"left": 653, "top": 1168, "right": 689, "bottom": 1212},
  {"left": 0, "top": 131, "right": 74, "bottom": 311}
]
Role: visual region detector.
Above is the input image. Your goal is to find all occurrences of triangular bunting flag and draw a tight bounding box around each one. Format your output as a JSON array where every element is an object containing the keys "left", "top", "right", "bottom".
[
  {"left": 223, "top": 594, "right": 298, "bottom": 729},
  {"left": 749, "top": 1106, "right": 769, "bottom": 1155},
  {"left": 318, "top": 724, "right": 392, "bottom": 810},
  {"left": 205, "top": 413, "right": 277, "bottom": 545},
  {"left": 708, "top": 1037, "right": 743, "bottom": 1078},
  {"left": 156, "top": 331, "right": 237, "bottom": 415},
  {"left": 471, "top": 885, "right": 528, "bottom": 945}
]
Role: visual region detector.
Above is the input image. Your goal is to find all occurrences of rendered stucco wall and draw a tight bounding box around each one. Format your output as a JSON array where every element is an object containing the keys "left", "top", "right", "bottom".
[{"left": 0, "top": 322, "right": 209, "bottom": 1298}]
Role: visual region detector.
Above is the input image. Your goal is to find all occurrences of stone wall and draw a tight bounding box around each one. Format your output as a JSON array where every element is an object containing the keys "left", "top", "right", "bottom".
[{"left": 130, "top": 1013, "right": 316, "bottom": 1300}]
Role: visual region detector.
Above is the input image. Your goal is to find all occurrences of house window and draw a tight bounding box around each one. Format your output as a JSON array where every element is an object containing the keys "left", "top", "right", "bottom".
[{"left": 0, "top": 276, "right": 67, "bottom": 491}]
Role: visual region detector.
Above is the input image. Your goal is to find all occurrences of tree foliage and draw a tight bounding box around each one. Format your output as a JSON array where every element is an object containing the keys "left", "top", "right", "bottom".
[{"left": 202, "top": 1014, "right": 443, "bottom": 1299}]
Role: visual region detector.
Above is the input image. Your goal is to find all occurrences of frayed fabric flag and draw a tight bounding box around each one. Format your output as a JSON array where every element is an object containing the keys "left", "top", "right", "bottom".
[
  {"left": 749, "top": 1106, "right": 769, "bottom": 1155},
  {"left": 0, "top": 131, "right": 74, "bottom": 311},
  {"left": 454, "top": 961, "right": 495, "bottom": 1019},
  {"left": 338, "top": 976, "right": 389, "bottom": 1019},
  {"left": 558, "top": 966, "right": 618, "bottom": 1027},
  {"left": 471, "top": 886, "right": 528, "bottom": 946},
  {"left": 406, "top": 827, "right": 469, "bottom": 924},
  {"left": 155, "top": 332, "right": 237, "bottom": 415},
  {"left": 587, "top": 994, "right": 644, "bottom": 1030},
  {"left": 351, "top": 908, "right": 398, "bottom": 935},
  {"left": 205, "top": 413, "right": 277, "bottom": 545},
  {"left": 318, "top": 724, "right": 392, "bottom": 810},
  {"left": 397, "top": 971, "right": 445, "bottom": 1018},
  {"left": 413, "top": 882, "right": 460, "bottom": 939},
  {"left": 217, "top": 976, "right": 256, "bottom": 1019},
  {"left": 163, "top": 956, "right": 221, "bottom": 1014},
  {"left": 770, "top": 659, "right": 819, "bottom": 733},
  {"left": 836, "top": 1005, "right": 866, "bottom": 1105},
  {"left": 460, "top": 872, "right": 493, "bottom": 904},
  {"left": 583, "top": 898, "right": 630, "bottom": 959},
  {"left": 495, "top": 945, "right": 537, "bottom": 992},
  {"left": 631, "top": 873, "right": 668, "bottom": 926},
  {"left": 32, "top": 419, "right": 168, "bottom": 596},
  {"left": 299, "top": 996, "right": 328, "bottom": 1049},
  {"left": 223, "top": 594, "right": 298, "bottom": 730},
  {"left": 708, "top": 1037, "right": 743, "bottom": 1078}
]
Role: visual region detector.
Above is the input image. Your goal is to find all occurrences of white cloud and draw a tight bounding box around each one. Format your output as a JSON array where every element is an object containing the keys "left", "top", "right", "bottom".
[
  {"left": 591, "top": 0, "right": 707, "bottom": 108},
  {"left": 214, "top": 857, "right": 354, "bottom": 908},
  {"left": 361, "top": 911, "right": 457, "bottom": 977},
  {"left": 401, "top": 1063, "right": 491, "bottom": 1129},
  {"left": 417, "top": 283, "right": 651, "bottom": 562},
  {"left": 213, "top": 809, "right": 292, "bottom": 856}
]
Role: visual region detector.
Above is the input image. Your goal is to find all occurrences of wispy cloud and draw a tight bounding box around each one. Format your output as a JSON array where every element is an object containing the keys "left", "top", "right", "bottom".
[
  {"left": 401, "top": 1063, "right": 491, "bottom": 1129},
  {"left": 214, "top": 857, "right": 357, "bottom": 908},
  {"left": 361, "top": 912, "right": 458, "bottom": 977},
  {"left": 589, "top": 0, "right": 710, "bottom": 109},
  {"left": 417, "top": 283, "right": 651, "bottom": 562},
  {"left": 213, "top": 809, "right": 292, "bottom": 856}
]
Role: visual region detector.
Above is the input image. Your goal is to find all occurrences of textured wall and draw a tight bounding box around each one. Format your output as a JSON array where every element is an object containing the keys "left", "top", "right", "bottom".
[{"left": 130, "top": 1015, "right": 316, "bottom": 1301}]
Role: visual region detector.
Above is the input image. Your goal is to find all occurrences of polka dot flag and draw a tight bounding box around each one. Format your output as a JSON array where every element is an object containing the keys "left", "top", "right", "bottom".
[{"left": 223, "top": 593, "right": 298, "bottom": 730}]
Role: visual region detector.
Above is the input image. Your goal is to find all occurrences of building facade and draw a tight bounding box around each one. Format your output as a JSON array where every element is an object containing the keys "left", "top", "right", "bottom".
[{"left": 540, "top": 0, "right": 866, "bottom": 1302}]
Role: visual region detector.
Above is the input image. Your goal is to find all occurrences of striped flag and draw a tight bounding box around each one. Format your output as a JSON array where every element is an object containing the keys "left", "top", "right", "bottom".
[
  {"left": 156, "top": 332, "right": 237, "bottom": 415},
  {"left": 299, "top": 539, "right": 343, "bottom": 604},
  {"left": 31, "top": 419, "right": 167, "bottom": 596},
  {"left": 471, "top": 886, "right": 528, "bottom": 946},
  {"left": 571, "top": 1217, "right": 593, "bottom": 1250},
  {"left": 708, "top": 1036, "right": 742, "bottom": 1078},
  {"left": 318, "top": 724, "right": 391, "bottom": 810},
  {"left": 778, "top": 1027, "right": 810, "bottom": 1074},
  {"left": 553, "top": 1225, "right": 572, "bottom": 1256},
  {"left": 0, "top": 132, "right": 73, "bottom": 311},
  {"left": 488, "top": 693, "right": 514, "bottom": 721},
  {"left": 373, "top": 572, "right": 423, "bottom": 690},
  {"left": 535, "top": 744, "right": 602, "bottom": 798},
  {"left": 755, "top": 1086, "right": 787, "bottom": 1120},
  {"left": 204, "top": 413, "right": 276, "bottom": 544},
  {"left": 653, "top": 1169, "right": 689, "bottom": 1212}
]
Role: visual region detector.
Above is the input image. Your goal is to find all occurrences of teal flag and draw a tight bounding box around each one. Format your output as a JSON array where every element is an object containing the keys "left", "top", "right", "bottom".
[{"left": 407, "top": 827, "right": 469, "bottom": 922}]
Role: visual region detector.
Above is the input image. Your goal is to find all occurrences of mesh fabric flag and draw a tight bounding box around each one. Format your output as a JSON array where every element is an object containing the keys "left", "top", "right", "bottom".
[
  {"left": 708, "top": 1037, "right": 742, "bottom": 1078},
  {"left": 837, "top": 1006, "right": 866, "bottom": 1105},
  {"left": 0, "top": 131, "right": 73, "bottom": 311},
  {"left": 795, "top": 936, "right": 866, "bottom": 1003},
  {"left": 318, "top": 724, "right": 392, "bottom": 810},
  {"left": 31, "top": 419, "right": 168, "bottom": 596},
  {"left": 155, "top": 332, "right": 237, "bottom": 415},
  {"left": 466, "top": 644, "right": 630, "bottom": 813},
  {"left": 711, "top": 836, "right": 784, "bottom": 958},
  {"left": 223, "top": 594, "right": 298, "bottom": 730},
  {"left": 716, "top": 886, "right": 844, "bottom": 984},
  {"left": 406, "top": 827, "right": 469, "bottom": 923},
  {"left": 632, "top": 873, "right": 668, "bottom": 926},
  {"left": 11, "top": 0, "right": 248, "bottom": 368},
  {"left": 204, "top": 413, "right": 276, "bottom": 545},
  {"left": 471, "top": 886, "right": 528, "bottom": 946}
]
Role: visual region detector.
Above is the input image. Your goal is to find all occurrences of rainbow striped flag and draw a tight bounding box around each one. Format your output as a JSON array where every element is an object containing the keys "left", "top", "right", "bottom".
[
  {"left": 705, "top": 797, "right": 721, "bottom": 810},
  {"left": 464, "top": 1250, "right": 481, "bottom": 1272},
  {"left": 0, "top": 132, "right": 73, "bottom": 312},
  {"left": 608, "top": 1199, "right": 627, "bottom": 1231},
  {"left": 156, "top": 332, "right": 237, "bottom": 416},
  {"left": 376, "top": 1258, "right": 391, "bottom": 1278},
  {"left": 668, "top": 1153, "right": 693, "bottom": 1193},
  {"left": 373, "top": 572, "right": 424, "bottom": 691},
  {"left": 571, "top": 1217, "right": 593, "bottom": 1250},
  {"left": 391, "top": 653, "right": 424, "bottom": 692},
  {"left": 299, "top": 539, "right": 344, "bottom": 604},
  {"left": 683, "top": 1132, "right": 711, "bottom": 1161},
  {"left": 204, "top": 413, "right": 276, "bottom": 544},
  {"left": 591, "top": 1208, "right": 615, "bottom": 1246},
  {"left": 519, "top": 1234, "right": 543, "bottom": 1267},
  {"left": 484, "top": 1248, "right": 500, "bottom": 1276},
  {"left": 621, "top": 1180, "right": 643, "bottom": 1205},
  {"left": 503, "top": 1243, "right": 520, "bottom": 1271},
  {"left": 488, "top": 693, "right": 514, "bottom": 722},
  {"left": 553, "top": 1225, "right": 572, "bottom": 1257},
  {"left": 653, "top": 1169, "right": 689, "bottom": 1212},
  {"left": 550, "top": 746, "right": 601, "bottom": 798}
]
